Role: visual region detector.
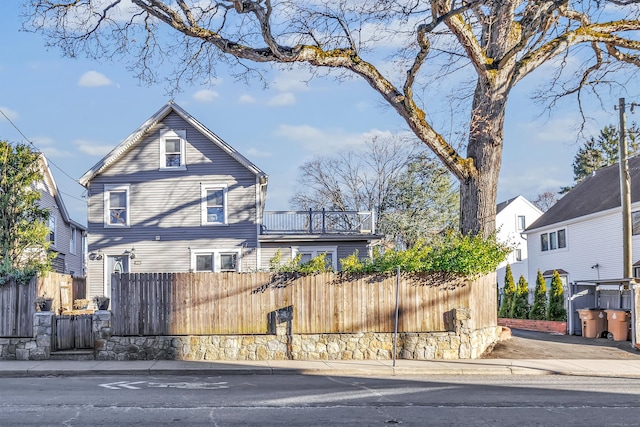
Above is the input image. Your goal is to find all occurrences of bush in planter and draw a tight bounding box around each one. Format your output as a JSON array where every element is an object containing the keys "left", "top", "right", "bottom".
[
  {"left": 498, "top": 264, "right": 515, "bottom": 318},
  {"left": 510, "top": 275, "right": 530, "bottom": 319},
  {"left": 529, "top": 269, "right": 547, "bottom": 320},
  {"left": 73, "top": 299, "right": 91, "bottom": 310},
  {"left": 93, "top": 295, "right": 110, "bottom": 310},
  {"left": 547, "top": 270, "right": 567, "bottom": 321},
  {"left": 35, "top": 294, "right": 53, "bottom": 312}
]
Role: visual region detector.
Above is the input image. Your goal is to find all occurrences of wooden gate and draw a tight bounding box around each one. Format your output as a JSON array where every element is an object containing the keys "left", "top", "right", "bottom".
[{"left": 53, "top": 315, "right": 93, "bottom": 351}]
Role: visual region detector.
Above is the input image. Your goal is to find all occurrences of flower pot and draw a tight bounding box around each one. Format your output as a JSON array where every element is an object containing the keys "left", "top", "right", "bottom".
[
  {"left": 36, "top": 299, "right": 53, "bottom": 312},
  {"left": 96, "top": 298, "right": 110, "bottom": 310}
]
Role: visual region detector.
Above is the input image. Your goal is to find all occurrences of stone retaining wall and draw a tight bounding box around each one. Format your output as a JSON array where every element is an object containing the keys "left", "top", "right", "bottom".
[
  {"left": 0, "top": 312, "right": 53, "bottom": 360},
  {"left": 94, "top": 309, "right": 501, "bottom": 361}
]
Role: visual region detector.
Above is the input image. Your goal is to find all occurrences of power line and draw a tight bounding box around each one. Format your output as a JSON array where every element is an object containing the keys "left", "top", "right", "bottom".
[{"left": 0, "top": 109, "right": 83, "bottom": 185}]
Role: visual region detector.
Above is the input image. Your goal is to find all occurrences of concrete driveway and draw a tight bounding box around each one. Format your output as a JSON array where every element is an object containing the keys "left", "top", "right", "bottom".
[{"left": 483, "top": 328, "right": 640, "bottom": 359}]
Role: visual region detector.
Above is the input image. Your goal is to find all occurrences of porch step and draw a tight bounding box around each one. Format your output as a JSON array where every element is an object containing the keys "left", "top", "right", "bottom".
[{"left": 50, "top": 350, "right": 95, "bottom": 361}]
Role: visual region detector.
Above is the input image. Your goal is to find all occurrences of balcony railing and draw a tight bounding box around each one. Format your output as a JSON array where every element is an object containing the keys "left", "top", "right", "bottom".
[{"left": 261, "top": 209, "right": 375, "bottom": 235}]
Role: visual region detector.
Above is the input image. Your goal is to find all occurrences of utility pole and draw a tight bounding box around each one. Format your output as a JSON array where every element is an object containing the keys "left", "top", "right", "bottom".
[
  {"left": 619, "top": 97, "right": 638, "bottom": 349},
  {"left": 619, "top": 97, "right": 632, "bottom": 280}
]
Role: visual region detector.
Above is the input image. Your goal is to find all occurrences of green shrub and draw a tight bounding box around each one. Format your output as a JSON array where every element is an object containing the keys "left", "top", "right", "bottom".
[
  {"left": 498, "top": 264, "right": 515, "bottom": 318},
  {"left": 269, "top": 250, "right": 332, "bottom": 274},
  {"left": 547, "top": 270, "right": 567, "bottom": 321},
  {"left": 510, "top": 275, "right": 530, "bottom": 319},
  {"left": 529, "top": 269, "right": 547, "bottom": 320},
  {"left": 340, "top": 231, "right": 509, "bottom": 276}
]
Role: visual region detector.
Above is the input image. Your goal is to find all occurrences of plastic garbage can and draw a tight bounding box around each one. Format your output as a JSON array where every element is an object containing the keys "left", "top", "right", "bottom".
[
  {"left": 577, "top": 308, "right": 608, "bottom": 338},
  {"left": 604, "top": 309, "right": 631, "bottom": 341}
]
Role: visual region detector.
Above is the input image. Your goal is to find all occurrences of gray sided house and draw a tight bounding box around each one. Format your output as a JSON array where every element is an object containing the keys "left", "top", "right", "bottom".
[
  {"left": 80, "top": 102, "right": 380, "bottom": 299},
  {"left": 38, "top": 155, "right": 86, "bottom": 277}
]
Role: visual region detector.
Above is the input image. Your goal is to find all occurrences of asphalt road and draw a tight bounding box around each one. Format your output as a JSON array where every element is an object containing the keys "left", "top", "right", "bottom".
[
  {"left": 2, "top": 374, "right": 640, "bottom": 426},
  {"left": 483, "top": 328, "right": 640, "bottom": 359}
]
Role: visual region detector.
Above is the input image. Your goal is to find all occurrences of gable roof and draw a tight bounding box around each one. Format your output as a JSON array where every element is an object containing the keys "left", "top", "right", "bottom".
[
  {"left": 496, "top": 195, "right": 541, "bottom": 216},
  {"left": 39, "top": 155, "right": 86, "bottom": 231},
  {"left": 79, "top": 101, "right": 268, "bottom": 186},
  {"left": 527, "top": 155, "right": 640, "bottom": 231}
]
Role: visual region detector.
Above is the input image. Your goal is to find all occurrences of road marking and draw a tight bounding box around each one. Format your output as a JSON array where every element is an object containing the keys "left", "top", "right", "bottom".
[
  {"left": 99, "top": 381, "right": 146, "bottom": 390},
  {"left": 98, "top": 381, "right": 229, "bottom": 390},
  {"left": 147, "top": 381, "right": 229, "bottom": 390}
]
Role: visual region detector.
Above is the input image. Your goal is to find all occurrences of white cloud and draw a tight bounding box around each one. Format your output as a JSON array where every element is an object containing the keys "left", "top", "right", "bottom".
[
  {"left": 0, "top": 106, "right": 19, "bottom": 121},
  {"left": 268, "top": 92, "right": 296, "bottom": 106},
  {"left": 78, "top": 71, "right": 113, "bottom": 87},
  {"left": 272, "top": 72, "right": 311, "bottom": 92},
  {"left": 238, "top": 94, "right": 257, "bottom": 104},
  {"left": 275, "top": 124, "right": 394, "bottom": 155},
  {"left": 74, "top": 139, "right": 113, "bottom": 156},
  {"left": 246, "top": 148, "right": 271, "bottom": 158},
  {"left": 193, "top": 89, "right": 219, "bottom": 102}
]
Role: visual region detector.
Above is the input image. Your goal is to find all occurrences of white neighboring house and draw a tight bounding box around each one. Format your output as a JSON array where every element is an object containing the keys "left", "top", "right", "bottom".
[
  {"left": 525, "top": 158, "right": 640, "bottom": 292},
  {"left": 496, "top": 195, "right": 542, "bottom": 293},
  {"left": 524, "top": 159, "right": 640, "bottom": 335}
]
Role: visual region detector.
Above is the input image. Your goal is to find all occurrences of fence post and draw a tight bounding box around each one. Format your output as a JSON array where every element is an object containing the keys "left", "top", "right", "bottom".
[
  {"left": 309, "top": 208, "right": 313, "bottom": 233},
  {"left": 321, "top": 208, "right": 326, "bottom": 234},
  {"left": 393, "top": 266, "right": 400, "bottom": 367}
]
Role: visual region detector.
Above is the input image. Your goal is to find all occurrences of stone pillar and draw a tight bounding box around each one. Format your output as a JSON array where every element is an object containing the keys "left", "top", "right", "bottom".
[
  {"left": 93, "top": 310, "right": 112, "bottom": 360},
  {"left": 453, "top": 308, "right": 472, "bottom": 359},
  {"left": 29, "top": 312, "right": 54, "bottom": 360}
]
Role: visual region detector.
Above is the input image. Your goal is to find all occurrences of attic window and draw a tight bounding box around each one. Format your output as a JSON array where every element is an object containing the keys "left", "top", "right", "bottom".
[{"left": 160, "top": 129, "right": 186, "bottom": 170}]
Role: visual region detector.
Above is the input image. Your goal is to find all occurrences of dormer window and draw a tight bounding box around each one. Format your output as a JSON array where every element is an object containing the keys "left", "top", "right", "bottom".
[{"left": 160, "top": 129, "right": 186, "bottom": 170}]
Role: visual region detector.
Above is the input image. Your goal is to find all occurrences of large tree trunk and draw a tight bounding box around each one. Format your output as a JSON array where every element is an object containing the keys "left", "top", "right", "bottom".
[{"left": 460, "top": 82, "right": 507, "bottom": 238}]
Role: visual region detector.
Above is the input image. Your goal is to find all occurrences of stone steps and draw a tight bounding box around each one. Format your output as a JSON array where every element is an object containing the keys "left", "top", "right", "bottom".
[{"left": 50, "top": 350, "right": 94, "bottom": 361}]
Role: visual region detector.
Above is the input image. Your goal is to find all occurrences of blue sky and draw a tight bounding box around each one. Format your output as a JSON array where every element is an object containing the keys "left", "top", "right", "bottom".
[{"left": 1, "top": 3, "right": 638, "bottom": 226}]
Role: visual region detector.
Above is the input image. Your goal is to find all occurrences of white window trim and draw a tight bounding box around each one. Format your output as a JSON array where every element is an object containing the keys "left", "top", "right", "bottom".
[
  {"left": 190, "top": 248, "right": 242, "bottom": 272},
  {"left": 70, "top": 226, "right": 76, "bottom": 255},
  {"left": 201, "top": 184, "right": 229, "bottom": 226},
  {"left": 159, "top": 129, "right": 187, "bottom": 170},
  {"left": 517, "top": 215, "right": 526, "bottom": 231},
  {"left": 291, "top": 246, "right": 338, "bottom": 270},
  {"left": 104, "top": 184, "right": 131, "bottom": 228}
]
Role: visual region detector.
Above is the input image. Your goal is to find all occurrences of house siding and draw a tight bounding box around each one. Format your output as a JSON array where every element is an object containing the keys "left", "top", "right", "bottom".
[
  {"left": 38, "top": 175, "right": 84, "bottom": 277},
  {"left": 526, "top": 207, "right": 635, "bottom": 287},
  {"left": 86, "top": 112, "right": 259, "bottom": 295},
  {"left": 496, "top": 196, "right": 542, "bottom": 291},
  {"left": 259, "top": 241, "right": 371, "bottom": 271}
]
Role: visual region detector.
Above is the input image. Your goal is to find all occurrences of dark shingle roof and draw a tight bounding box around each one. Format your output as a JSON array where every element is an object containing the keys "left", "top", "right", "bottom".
[
  {"left": 527, "top": 156, "right": 640, "bottom": 231},
  {"left": 496, "top": 196, "right": 519, "bottom": 215}
]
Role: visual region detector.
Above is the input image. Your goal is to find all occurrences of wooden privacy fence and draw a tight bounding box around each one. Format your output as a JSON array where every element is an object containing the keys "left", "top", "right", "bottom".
[
  {"left": 0, "top": 277, "right": 36, "bottom": 337},
  {"left": 0, "top": 273, "right": 87, "bottom": 338},
  {"left": 37, "top": 272, "right": 87, "bottom": 314},
  {"left": 111, "top": 272, "right": 497, "bottom": 336}
]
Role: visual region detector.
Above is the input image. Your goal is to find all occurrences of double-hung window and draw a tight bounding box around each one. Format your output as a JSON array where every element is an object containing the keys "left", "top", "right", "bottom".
[
  {"left": 48, "top": 216, "right": 56, "bottom": 247},
  {"left": 201, "top": 185, "right": 228, "bottom": 225},
  {"left": 104, "top": 185, "right": 130, "bottom": 227},
  {"left": 159, "top": 129, "right": 186, "bottom": 170},
  {"left": 540, "top": 229, "right": 566, "bottom": 252},
  {"left": 517, "top": 215, "right": 526, "bottom": 231},
  {"left": 70, "top": 226, "right": 77, "bottom": 254},
  {"left": 291, "top": 246, "right": 337, "bottom": 270}
]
